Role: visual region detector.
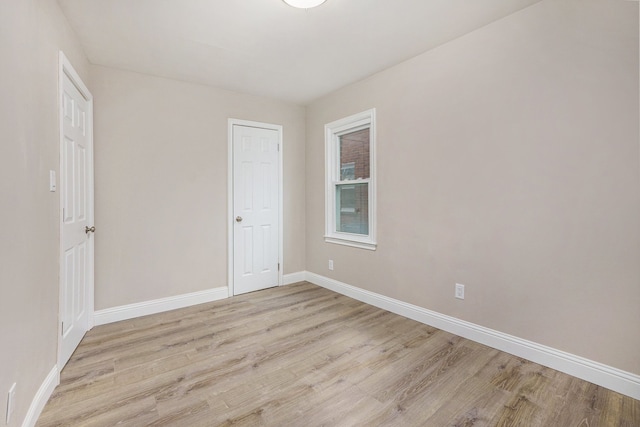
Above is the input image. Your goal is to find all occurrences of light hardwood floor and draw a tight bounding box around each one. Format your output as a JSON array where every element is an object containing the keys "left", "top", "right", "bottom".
[{"left": 37, "top": 282, "right": 639, "bottom": 426}]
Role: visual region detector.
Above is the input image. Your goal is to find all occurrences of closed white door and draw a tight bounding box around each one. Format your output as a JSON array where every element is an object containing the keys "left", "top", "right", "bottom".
[
  {"left": 232, "top": 125, "right": 280, "bottom": 295},
  {"left": 59, "top": 62, "right": 94, "bottom": 368}
]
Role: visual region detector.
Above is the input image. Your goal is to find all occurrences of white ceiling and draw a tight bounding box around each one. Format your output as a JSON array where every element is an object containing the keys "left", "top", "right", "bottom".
[{"left": 58, "top": 0, "right": 541, "bottom": 105}]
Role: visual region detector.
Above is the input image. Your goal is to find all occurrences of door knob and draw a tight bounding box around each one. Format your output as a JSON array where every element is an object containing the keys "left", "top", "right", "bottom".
[
  {"left": 85, "top": 226, "right": 95, "bottom": 234},
  {"left": 235, "top": 216, "right": 243, "bottom": 223}
]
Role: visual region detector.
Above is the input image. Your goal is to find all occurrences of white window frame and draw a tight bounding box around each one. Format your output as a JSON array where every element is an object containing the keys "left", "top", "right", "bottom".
[{"left": 325, "top": 108, "right": 377, "bottom": 250}]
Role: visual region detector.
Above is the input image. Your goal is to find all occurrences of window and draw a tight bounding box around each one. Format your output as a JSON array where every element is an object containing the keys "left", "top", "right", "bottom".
[{"left": 325, "top": 109, "right": 376, "bottom": 250}]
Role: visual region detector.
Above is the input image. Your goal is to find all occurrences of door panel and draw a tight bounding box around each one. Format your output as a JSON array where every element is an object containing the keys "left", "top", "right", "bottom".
[
  {"left": 60, "top": 70, "right": 93, "bottom": 368},
  {"left": 233, "top": 125, "right": 279, "bottom": 295}
]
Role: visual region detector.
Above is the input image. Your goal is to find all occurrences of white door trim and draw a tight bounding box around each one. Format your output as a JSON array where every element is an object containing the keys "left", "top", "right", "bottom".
[
  {"left": 58, "top": 51, "right": 94, "bottom": 370},
  {"left": 227, "top": 119, "right": 283, "bottom": 296}
]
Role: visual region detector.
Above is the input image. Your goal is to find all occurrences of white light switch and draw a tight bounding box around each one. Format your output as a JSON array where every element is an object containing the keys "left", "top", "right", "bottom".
[{"left": 49, "top": 170, "right": 56, "bottom": 192}]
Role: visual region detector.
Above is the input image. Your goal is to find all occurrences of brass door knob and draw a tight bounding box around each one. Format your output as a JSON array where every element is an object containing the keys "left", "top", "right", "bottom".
[
  {"left": 85, "top": 226, "right": 95, "bottom": 234},
  {"left": 235, "top": 216, "right": 243, "bottom": 223}
]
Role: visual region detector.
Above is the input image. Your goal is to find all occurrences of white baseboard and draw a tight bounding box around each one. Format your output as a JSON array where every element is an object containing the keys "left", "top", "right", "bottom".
[
  {"left": 22, "top": 365, "right": 59, "bottom": 427},
  {"left": 283, "top": 271, "right": 306, "bottom": 285},
  {"left": 305, "top": 271, "right": 640, "bottom": 400},
  {"left": 93, "top": 287, "right": 229, "bottom": 326}
]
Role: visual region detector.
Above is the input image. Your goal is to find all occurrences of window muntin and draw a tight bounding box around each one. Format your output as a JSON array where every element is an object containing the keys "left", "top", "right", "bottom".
[{"left": 325, "top": 109, "right": 376, "bottom": 250}]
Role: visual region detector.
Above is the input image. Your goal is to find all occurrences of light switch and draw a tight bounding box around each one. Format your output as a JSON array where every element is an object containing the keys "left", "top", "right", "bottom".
[{"left": 49, "top": 170, "right": 56, "bottom": 192}]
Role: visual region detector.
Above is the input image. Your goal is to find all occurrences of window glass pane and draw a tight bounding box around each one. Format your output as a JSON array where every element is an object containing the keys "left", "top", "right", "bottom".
[
  {"left": 339, "top": 128, "right": 369, "bottom": 180},
  {"left": 340, "top": 162, "right": 355, "bottom": 180},
  {"left": 336, "top": 183, "right": 368, "bottom": 235}
]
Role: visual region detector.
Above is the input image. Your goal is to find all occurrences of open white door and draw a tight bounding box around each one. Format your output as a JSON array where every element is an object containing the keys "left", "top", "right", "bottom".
[
  {"left": 59, "top": 52, "right": 94, "bottom": 369},
  {"left": 229, "top": 121, "right": 282, "bottom": 295}
]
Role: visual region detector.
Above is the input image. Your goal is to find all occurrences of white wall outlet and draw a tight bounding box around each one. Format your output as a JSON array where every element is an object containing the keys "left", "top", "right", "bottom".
[
  {"left": 455, "top": 283, "right": 465, "bottom": 300},
  {"left": 6, "top": 383, "right": 16, "bottom": 424},
  {"left": 328, "top": 260, "right": 334, "bottom": 270}
]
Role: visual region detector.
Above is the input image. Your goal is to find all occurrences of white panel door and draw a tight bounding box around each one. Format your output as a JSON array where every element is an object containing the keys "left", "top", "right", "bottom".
[
  {"left": 60, "top": 69, "right": 93, "bottom": 368},
  {"left": 233, "top": 125, "right": 279, "bottom": 295}
]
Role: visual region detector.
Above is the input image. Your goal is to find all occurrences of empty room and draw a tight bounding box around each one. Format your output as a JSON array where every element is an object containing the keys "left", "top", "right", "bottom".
[{"left": 1, "top": 0, "right": 639, "bottom": 425}]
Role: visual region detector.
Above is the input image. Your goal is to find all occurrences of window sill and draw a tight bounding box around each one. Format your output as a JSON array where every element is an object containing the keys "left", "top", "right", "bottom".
[{"left": 325, "top": 236, "right": 377, "bottom": 251}]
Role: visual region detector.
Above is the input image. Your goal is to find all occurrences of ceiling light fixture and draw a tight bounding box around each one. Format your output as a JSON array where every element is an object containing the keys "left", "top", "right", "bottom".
[{"left": 283, "top": 0, "right": 326, "bottom": 9}]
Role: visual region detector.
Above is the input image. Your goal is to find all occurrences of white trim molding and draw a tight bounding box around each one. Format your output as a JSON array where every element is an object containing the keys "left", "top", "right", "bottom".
[
  {"left": 283, "top": 271, "right": 307, "bottom": 285},
  {"left": 22, "top": 365, "right": 59, "bottom": 427},
  {"left": 303, "top": 271, "right": 640, "bottom": 400},
  {"left": 94, "top": 287, "right": 229, "bottom": 326}
]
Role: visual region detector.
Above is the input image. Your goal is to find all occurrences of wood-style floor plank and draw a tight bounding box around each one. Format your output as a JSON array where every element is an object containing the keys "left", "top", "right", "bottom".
[{"left": 37, "top": 282, "right": 640, "bottom": 426}]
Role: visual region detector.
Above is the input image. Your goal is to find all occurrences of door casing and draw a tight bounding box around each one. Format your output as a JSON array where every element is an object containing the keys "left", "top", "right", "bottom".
[
  {"left": 58, "top": 51, "right": 94, "bottom": 370},
  {"left": 228, "top": 119, "right": 283, "bottom": 296}
]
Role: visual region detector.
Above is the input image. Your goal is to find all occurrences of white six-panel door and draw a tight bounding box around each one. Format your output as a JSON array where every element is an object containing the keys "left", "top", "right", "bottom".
[
  {"left": 232, "top": 124, "right": 280, "bottom": 295},
  {"left": 59, "top": 56, "right": 94, "bottom": 369}
]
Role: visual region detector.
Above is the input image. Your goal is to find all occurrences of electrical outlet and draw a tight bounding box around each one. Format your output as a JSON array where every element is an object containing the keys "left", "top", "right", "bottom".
[
  {"left": 6, "top": 383, "right": 16, "bottom": 424},
  {"left": 455, "top": 283, "right": 465, "bottom": 300},
  {"left": 328, "top": 260, "right": 334, "bottom": 270}
]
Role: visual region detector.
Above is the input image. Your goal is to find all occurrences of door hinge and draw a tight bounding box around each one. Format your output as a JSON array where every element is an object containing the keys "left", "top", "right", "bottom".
[
  {"left": 278, "top": 263, "right": 280, "bottom": 271},
  {"left": 277, "top": 143, "right": 280, "bottom": 152},
  {"left": 61, "top": 322, "right": 64, "bottom": 335}
]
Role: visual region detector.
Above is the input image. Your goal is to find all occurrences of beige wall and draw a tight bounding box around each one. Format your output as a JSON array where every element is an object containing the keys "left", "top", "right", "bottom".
[
  {"left": 306, "top": 0, "right": 640, "bottom": 374},
  {"left": 0, "top": 0, "right": 89, "bottom": 425},
  {"left": 91, "top": 65, "right": 306, "bottom": 309}
]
